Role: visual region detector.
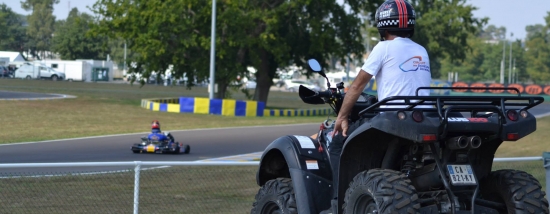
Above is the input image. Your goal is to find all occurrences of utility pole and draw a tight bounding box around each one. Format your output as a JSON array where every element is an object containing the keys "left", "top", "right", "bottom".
[
  {"left": 500, "top": 34, "right": 506, "bottom": 84},
  {"left": 123, "top": 42, "right": 127, "bottom": 73},
  {"left": 508, "top": 32, "right": 513, "bottom": 84},
  {"left": 208, "top": 0, "right": 217, "bottom": 99},
  {"left": 513, "top": 58, "right": 516, "bottom": 83}
]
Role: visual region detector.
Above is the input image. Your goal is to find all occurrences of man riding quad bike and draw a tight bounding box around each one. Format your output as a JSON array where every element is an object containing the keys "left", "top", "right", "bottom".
[
  {"left": 131, "top": 120, "right": 190, "bottom": 154},
  {"left": 249, "top": 58, "right": 549, "bottom": 213}
]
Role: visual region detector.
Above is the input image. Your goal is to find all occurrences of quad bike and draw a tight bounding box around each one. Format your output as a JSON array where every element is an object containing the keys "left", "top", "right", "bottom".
[{"left": 250, "top": 59, "right": 549, "bottom": 214}]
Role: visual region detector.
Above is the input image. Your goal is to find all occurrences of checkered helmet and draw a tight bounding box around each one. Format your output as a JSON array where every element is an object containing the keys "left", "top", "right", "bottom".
[{"left": 375, "top": 0, "right": 416, "bottom": 38}]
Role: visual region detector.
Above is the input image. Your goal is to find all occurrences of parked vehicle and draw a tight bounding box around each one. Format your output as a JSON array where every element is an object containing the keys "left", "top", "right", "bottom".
[
  {"left": 284, "top": 79, "right": 320, "bottom": 92},
  {"left": 14, "top": 63, "right": 65, "bottom": 81},
  {"left": 250, "top": 59, "right": 548, "bottom": 214},
  {"left": 244, "top": 79, "right": 257, "bottom": 89},
  {"left": 40, "top": 60, "right": 90, "bottom": 81},
  {"left": 0, "top": 65, "right": 12, "bottom": 78}
]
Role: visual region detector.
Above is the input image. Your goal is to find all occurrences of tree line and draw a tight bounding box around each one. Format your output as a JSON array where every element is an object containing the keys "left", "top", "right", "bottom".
[{"left": 1, "top": 0, "right": 549, "bottom": 104}]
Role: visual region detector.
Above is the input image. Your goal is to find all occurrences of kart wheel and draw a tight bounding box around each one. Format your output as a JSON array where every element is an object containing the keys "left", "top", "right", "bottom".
[
  {"left": 250, "top": 178, "right": 297, "bottom": 214},
  {"left": 132, "top": 150, "right": 140, "bottom": 153},
  {"left": 183, "top": 144, "right": 190, "bottom": 154},
  {"left": 480, "top": 169, "right": 549, "bottom": 213},
  {"left": 343, "top": 169, "right": 420, "bottom": 214}
]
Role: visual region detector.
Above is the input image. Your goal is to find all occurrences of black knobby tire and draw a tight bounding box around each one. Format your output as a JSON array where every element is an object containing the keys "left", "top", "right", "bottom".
[
  {"left": 480, "top": 169, "right": 549, "bottom": 214},
  {"left": 132, "top": 144, "right": 140, "bottom": 153},
  {"left": 250, "top": 178, "right": 297, "bottom": 214},
  {"left": 183, "top": 144, "right": 190, "bottom": 154},
  {"left": 343, "top": 169, "right": 420, "bottom": 214}
]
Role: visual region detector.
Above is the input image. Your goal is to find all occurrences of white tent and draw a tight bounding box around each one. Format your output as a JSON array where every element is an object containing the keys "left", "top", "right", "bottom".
[{"left": 0, "top": 51, "right": 25, "bottom": 62}]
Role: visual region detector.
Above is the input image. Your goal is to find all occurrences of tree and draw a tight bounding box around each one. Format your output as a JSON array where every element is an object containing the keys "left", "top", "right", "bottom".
[
  {"left": 0, "top": 4, "right": 28, "bottom": 53},
  {"left": 90, "top": 0, "right": 380, "bottom": 103},
  {"left": 232, "top": 0, "right": 383, "bottom": 103},
  {"left": 524, "top": 12, "right": 550, "bottom": 83},
  {"left": 51, "top": 8, "right": 109, "bottom": 60},
  {"left": 21, "top": 0, "right": 59, "bottom": 59},
  {"left": 107, "top": 38, "right": 138, "bottom": 73},
  {"left": 410, "top": 0, "right": 487, "bottom": 79},
  {"left": 479, "top": 24, "right": 507, "bottom": 41},
  {"left": 90, "top": 0, "right": 246, "bottom": 95}
]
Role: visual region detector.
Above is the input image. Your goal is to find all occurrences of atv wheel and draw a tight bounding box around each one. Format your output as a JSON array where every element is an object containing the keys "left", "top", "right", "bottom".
[
  {"left": 480, "top": 169, "right": 549, "bottom": 214},
  {"left": 250, "top": 178, "right": 297, "bottom": 214},
  {"left": 343, "top": 169, "right": 420, "bottom": 214}
]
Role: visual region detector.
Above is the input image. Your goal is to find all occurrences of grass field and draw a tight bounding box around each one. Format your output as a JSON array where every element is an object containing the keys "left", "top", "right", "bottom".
[
  {"left": 0, "top": 78, "right": 548, "bottom": 213},
  {"left": 0, "top": 79, "right": 325, "bottom": 144}
]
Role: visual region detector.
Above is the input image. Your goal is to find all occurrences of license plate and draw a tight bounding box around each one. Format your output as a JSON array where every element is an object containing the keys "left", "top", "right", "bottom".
[{"left": 447, "top": 165, "right": 476, "bottom": 185}]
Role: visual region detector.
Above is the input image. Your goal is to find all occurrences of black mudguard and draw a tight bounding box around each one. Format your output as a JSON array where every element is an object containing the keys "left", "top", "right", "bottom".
[{"left": 256, "top": 135, "right": 333, "bottom": 214}]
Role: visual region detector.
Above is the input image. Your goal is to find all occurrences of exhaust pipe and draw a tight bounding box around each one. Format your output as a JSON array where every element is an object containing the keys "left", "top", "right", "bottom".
[
  {"left": 447, "top": 136, "right": 468, "bottom": 150},
  {"left": 468, "top": 136, "right": 482, "bottom": 149}
]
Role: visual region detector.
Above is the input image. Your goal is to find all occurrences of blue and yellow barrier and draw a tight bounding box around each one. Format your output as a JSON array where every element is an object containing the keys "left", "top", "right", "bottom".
[{"left": 141, "top": 97, "right": 332, "bottom": 117}]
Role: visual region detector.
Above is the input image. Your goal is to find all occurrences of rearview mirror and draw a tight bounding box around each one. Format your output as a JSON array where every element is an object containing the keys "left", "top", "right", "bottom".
[
  {"left": 308, "top": 59, "right": 322, "bottom": 72},
  {"left": 307, "top": 58, "right": 330, "bottom": 88}
]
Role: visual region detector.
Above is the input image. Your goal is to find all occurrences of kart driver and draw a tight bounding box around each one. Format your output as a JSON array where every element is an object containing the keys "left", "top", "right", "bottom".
[
  {"left": 148, "top": 120, "right": 175, "bottom": 142},
  {"left": 321, "top": 0, "right": 432, "bottom": 213}
]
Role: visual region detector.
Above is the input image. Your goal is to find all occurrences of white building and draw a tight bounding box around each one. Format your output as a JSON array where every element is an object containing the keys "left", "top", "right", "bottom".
[{"left": 0, "top": 51, "right": 26, "bottom": 65}]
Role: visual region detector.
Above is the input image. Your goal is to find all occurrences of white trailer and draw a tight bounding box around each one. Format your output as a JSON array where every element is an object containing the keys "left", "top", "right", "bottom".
[
  {"left": 0, "top": 57, "right": 9, "bottom": 66},
  {"left": 40, "top": 60, "right": 91, "bottom": 81}
]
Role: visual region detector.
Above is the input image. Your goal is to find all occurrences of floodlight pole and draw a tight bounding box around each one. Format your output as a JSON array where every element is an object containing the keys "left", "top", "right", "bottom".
[
  {"left": 508, "top": 32, "right": 513, "bottom": 84},
  {"left": 500, "top": 35, "right": 506, "bottom": 84},
  {"left": 123, "top": 42, "right": 127, "bottom": 72},
  {"left": 208, "top": 0, "right": 217, "bottom": 99}
]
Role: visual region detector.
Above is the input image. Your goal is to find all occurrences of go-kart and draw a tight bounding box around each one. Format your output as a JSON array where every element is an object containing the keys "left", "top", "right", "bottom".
[
  {"left": 131, "top": 133, "right": 190, "bottom": 154},
  {"left": 250, "top": 59, "right": 549, "bottom": 214}
]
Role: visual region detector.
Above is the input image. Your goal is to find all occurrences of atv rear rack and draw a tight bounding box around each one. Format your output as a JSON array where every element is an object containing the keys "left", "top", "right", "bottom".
[
  {"left": 358, "top": 87, "right": 544, "bottom": 117},
  {"left": 358, "top": 87, "right": 544, "bottom": 140}
]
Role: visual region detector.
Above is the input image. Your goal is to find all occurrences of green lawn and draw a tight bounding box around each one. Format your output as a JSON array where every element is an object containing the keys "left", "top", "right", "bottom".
[
  {"left": 0, "top": 79, "right": 325, "bottom": 144},
  {"left": 0, "top": 79, "right": 547, "bottom": 213}
]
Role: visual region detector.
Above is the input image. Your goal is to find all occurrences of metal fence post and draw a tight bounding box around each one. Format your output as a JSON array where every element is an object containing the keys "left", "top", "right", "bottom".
[
  {"left": 134, "top": 161, "right": 142, "bottom": 214},
  {"left": 543, "top": 152, "right": 550, "bottom": 199}
]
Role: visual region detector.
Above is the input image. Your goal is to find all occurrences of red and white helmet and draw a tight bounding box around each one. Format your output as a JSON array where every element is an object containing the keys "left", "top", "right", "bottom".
[{"left": 151, "top": 120, "right": 160, "bottom": 129}]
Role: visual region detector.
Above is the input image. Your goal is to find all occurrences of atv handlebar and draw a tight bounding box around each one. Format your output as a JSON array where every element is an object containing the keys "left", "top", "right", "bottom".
[{"left": 315, "top": 90, "right": 332, "bottom": 99}]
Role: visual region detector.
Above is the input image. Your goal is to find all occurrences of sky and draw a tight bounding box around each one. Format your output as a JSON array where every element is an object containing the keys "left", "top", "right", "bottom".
[{"left": 1, "top": 0, "right": 550, "bottom": 41}]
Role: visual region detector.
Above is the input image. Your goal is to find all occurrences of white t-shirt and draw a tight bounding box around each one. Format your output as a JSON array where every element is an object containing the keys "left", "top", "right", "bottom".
[{"left": 361, "top": 37, "right": 432, "bottom": 107}]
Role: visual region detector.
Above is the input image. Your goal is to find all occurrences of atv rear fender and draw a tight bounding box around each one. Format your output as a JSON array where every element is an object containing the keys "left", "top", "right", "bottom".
[{"left": 256, "top": 135, "right": 333, "bottom": 214}]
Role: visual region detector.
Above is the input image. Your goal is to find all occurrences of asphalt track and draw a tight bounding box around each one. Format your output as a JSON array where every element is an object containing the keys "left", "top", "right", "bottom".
[
  {"left": 0, "top": 124, "right": 319, "bottom": 174},
  {"left": 0, "top": 90, "right": 75, "bottom": 100},
  {"left": 1, "top": 90, "right": 549, "bottom": 175}
]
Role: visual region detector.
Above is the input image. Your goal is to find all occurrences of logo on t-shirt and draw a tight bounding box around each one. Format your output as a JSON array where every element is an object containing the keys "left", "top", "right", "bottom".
[{"left": 399, "top": 56, "right": 430, "bottom": 72}]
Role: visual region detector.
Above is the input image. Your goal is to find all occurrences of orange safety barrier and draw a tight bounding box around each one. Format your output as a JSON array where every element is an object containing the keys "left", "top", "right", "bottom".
[{"left": 451, "top": 82, "right": 550, "bottom": 95}]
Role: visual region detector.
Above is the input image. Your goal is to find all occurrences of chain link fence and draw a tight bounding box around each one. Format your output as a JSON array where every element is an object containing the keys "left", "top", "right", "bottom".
[
  {"left": 0, "top": 162, "right": 259, "bottom": 214},
  {"left": 0, "top": 159, "right": 547, "bottom": 214}
]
